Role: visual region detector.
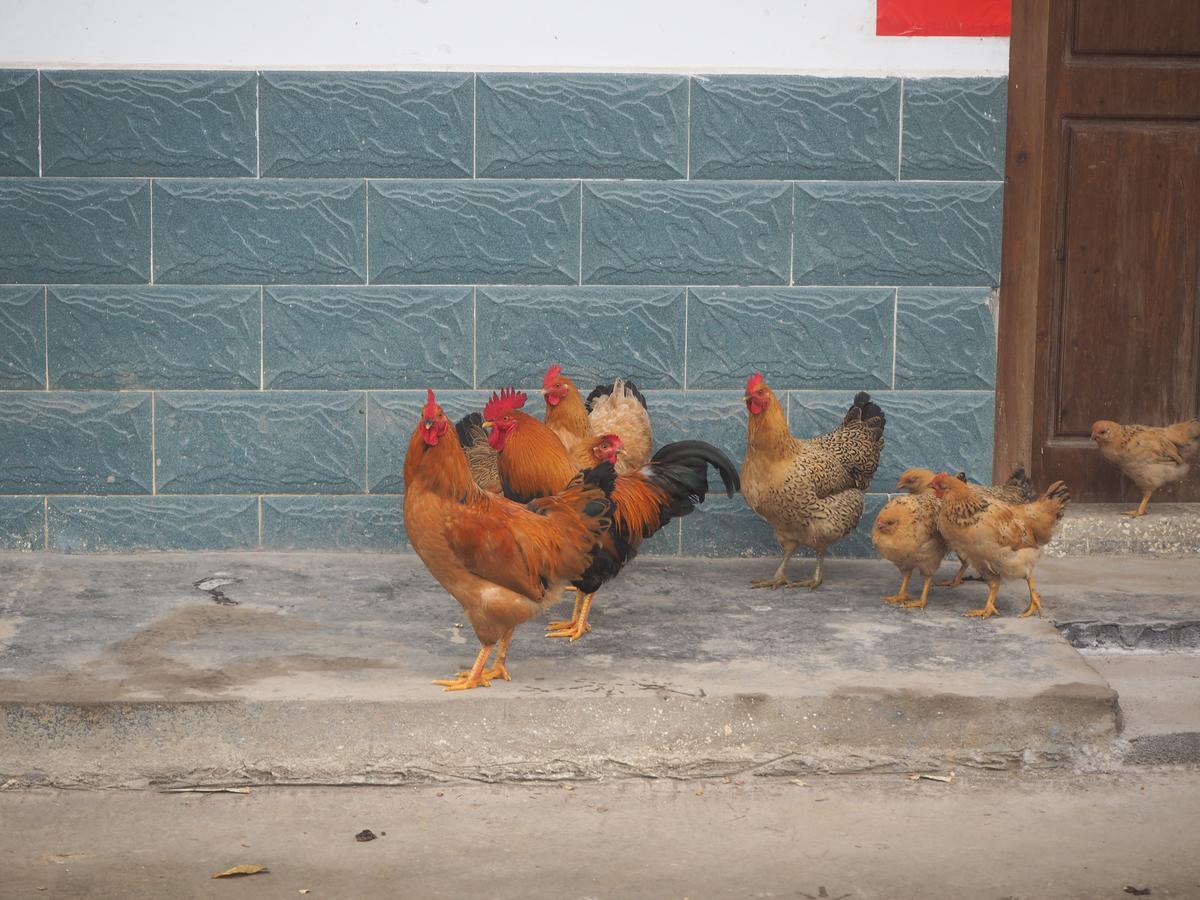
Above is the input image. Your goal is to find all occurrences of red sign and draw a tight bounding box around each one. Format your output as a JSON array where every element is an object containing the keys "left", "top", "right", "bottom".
[{"left": 877, "top": 0, "right": 1011, "bottom": 37}]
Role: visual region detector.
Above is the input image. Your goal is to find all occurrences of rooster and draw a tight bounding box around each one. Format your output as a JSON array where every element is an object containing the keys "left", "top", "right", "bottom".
[
  {"left": 1092, "top": 417, "right": 1200, "bottom": 517},
  {"left": 742, "top": 374, "right": 885, "bottom": 590},
  {"left": 929, "top": 472, "right": 1069, "bottom": 619},
  {"left": 896, "top": 465, "right": 1035, "bottom": 588},
  {"left": 403, "top": 390, "right": 614, "bottom": 690},
  {"left": 466, "top": 386, "right": 739, "bottom": 640},
  {"left": 542, "top": 365, "right": 653, "bottom": 474}
]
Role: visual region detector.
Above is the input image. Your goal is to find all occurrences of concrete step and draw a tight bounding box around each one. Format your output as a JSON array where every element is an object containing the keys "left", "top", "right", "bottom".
[
  {"left": 1087, "top": 653, "right": 1200, "bottom": 766},
  {"left": 1046, "top": 502, "right": 1200, "bottom": 558},
  {"left": 0, "top": 553, "right": 1136, "bottom": 788}
]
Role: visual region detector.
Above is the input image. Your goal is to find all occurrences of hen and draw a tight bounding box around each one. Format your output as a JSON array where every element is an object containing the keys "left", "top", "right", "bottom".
[
  {"left": 470, "top": 387, "right": 739, "bottom": 640},
  {"left": 930, "top": 472, "right": 1069, "bottom": 619},
  {"left": 1092, "top": 417, "right": 1200, "bottom": 517},
  {"left": 403, "top": 390, "right": 613, "bottom": 690},
  {"left": 542, "top": 365, "right": 653, "bottom": 474},
  {"left": 742, "top": 374, "right": 885, "bottom": 590},
  {"left": 897, "top": 465, "right": 1035, "bottom": 588}
]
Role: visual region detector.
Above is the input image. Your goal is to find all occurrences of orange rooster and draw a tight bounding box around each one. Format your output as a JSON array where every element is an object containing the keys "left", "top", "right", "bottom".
[
  {"left": 465, "top": 387, "right": 739, "bottom": 641},
  {"left": 403, "top": 390, "right": 614, "bottom": 690},
  {"left": 1092, "top": 417, "right": 1200, "bottom": 517},
  {"left": 542, "top": 365, "right": 653, "bottom": 474},
  {"left": 929, "top": 472, "right": 1069, "bottom": 619}
]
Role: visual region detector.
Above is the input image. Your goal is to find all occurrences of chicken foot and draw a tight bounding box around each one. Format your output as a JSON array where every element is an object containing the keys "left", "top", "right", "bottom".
[
  {"left": 752, "top": 542, "right": 799, "bottom": 589},
  {"left": 900, "top": 574, "right": 935, "bottom": 610},
  {"left": 441, "top": 627, "right": 515, "bottom": 685},
  {"left": 434, "top": 642, "right": 497, "bottom": 691},
  {"left": 1020, "top": 574, "right": 1043, "bottom": 618},
  {"left": 546, "top": 589, "right": 587, "bottom": 633},
  {"left": 937, "top": 560, "right": 969, "bottom": 588},
  {"left": 1121, "top": 491, "right": 1153, "bottom": 518},
  {"left": 786, "top": 551, "right": 826, "bottom": 590},
  {"left": 546, "top": 593, "right": 595, "bottom": 641},
  {"left": 965, "top": 580, "right": 1001, "bottom": 619},
  {"left": 882, "top": 570, "right": 916, "bottom": 604}
]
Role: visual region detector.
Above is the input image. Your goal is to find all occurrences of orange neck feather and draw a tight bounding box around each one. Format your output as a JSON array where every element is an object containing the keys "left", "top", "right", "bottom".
[
  {"left": 499, "top": 412, "right": 578, "bottom": 496},
  {"left": 746, "top": 389, "right": 791, "bottom": 453},
  {"left": 403, "top": 422, "right": 475, "bottom": 499},
  {"left": 544, "top": 381, "right": 593, "bottom": 439}
]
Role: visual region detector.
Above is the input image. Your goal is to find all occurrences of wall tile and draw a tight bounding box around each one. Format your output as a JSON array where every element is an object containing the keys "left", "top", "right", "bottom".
[
  {"left": 687, "top": 287, "right": 893, "bottom": 390},
  {"left": 47, "top": 287, "right": 259, "bottom": 389},
  {"left": 681, "top": 493, "right": 778, "bottom": 558},
  {"left": 153, "top": 179, "right": 366, "bottom": 284},
  {"left": 264, "top": 286, "right": 472, "bottom": 390},
  {"left": 0, "top": 180, "right": 150, "bottom": 284},
  {"left": 476, "top": 287, "right": 684, "bottom": 389},
  {"left": 476, "top": 73, "right": 687, "bottom": 178},
  {"left": 0, "top": 286, "right": 45, "bottom": 389},
  {"left": 902, "top": 77, "right": 1007, "bottom": 180},
  {"left": 0, "top": 391, "right": 152, "bottom": 493},
  {"left": 793, "top": 182, "right": 1001, "bottom": 286},
  {"left": 48, "top": 496, "right": 258, "bottom": 551},
  {"left": 259, "top": 72, "right": 472, "bottom": 177},
  {"left": 644, "top": 389, "right": 751, "bottom": 484},
  {"left": 262, "top": 495, "right": 406, "bottom": 550},
  {"left": 41, "top": 70, "right": 256, "bottom": 176},
  {"left": 788, "top": 390, "right": 994, "bottom": 488},
  {"left": 690, "top": 76, "right": 899, "bottom": 180},
  {"left": 369, "top": 180, "right": 579, "bottom": 285},
  {"left": 0, "top": 70, "right": 38, "bottom": 176},
  {"left": 366, "top": 390, "right": 490, "bottom": 493},
  {"left": 155, "top": 391, "right": 366, "bottom": 494},
  {"left": 0, "top": 497, "right": 44, "bottom": 550},
  {"left": 637, "top": 520, "right": 680, "bottom": 557},
  {"left": 895, "top": 287, "right": 996, "bottom": 389},
  {"left": 583, "top": 182, "right": 792, "bottom": 285}
]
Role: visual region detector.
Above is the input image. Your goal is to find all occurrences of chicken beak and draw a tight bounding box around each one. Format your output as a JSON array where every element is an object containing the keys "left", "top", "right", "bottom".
[{"left": 480, "top": 420, "right": 495, "bottom": 431}]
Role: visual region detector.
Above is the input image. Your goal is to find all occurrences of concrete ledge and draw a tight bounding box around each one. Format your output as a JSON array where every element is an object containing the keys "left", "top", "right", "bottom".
[{"left": 1046, "top": 503, "right": 1200, "bottom": 558}]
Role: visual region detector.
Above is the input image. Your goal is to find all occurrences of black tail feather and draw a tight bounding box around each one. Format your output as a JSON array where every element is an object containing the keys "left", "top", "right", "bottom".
[
  {"left": 1006, "top": 464, "right": 1037, "bottom": 501},
  {"left": 454, "top": 411, "right": 485, "bottom": 448},
  {"left": 585, "top": 379, "right": 649, "bottom": 413},
  {"left": 842, "top": 391, "right": 886, "bottom": 439},
  {"left": 579, "top": 459, "right": 618, "bottom": 498}
]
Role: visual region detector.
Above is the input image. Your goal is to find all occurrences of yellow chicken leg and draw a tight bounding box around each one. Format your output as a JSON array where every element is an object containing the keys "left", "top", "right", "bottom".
[
  {"left": 1020, "top": 574, "right": 1043, "bottom": 618},
  {"left": 937, "top": 560, "right": 969, "bottom": 588},
  {"left": 965, "top": 580, "right": 1001, "bottom": 619},
  {"left": 882, "top": 570, "right": 915, "bottom": 604},
  {"left": 546, "top": 588, "right": 583, "bottom": 633},
  {"left": 434, "top": 643, "right": 495, "bottom": 691},
  {"left": 900, "top": 574, "right": 935, "bottom": 609},
  {"left": 547, "top": 593, "right": 594, "bottom": 641},
  {"left": 482, "top": 628, "right": 514, "bottom": 681},
  {"left": 1122, "top": 491, "right": 1153, "bottom": 518}
]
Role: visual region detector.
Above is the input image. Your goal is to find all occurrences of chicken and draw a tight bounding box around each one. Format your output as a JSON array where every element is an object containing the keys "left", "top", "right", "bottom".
[
  {"left": 470, "top": 386, "right": 739, "bottom": 640},
  {"left": 871, "top": 491, "right": 947, "bottom": 610},
  {"left": 1092, "top": 417, "right": 1200, "bottom": 517},
  {"left": 454, "top": 413, "right": 501, "bottom": 494},
  {"left": 741, "top": 375, "right": 885, "bottom": 590},
  {"left": 403, "top": 390, "right": 614, "bottom": 690},
  {"left": 897, "top": 465, "right": 1036, "bottom": 588},
  {"left": 542, "top": 365, "right": 653, "bottom": 474},
  {"left": 929, "top": 472, "right": 1069, "bottom": 619}
]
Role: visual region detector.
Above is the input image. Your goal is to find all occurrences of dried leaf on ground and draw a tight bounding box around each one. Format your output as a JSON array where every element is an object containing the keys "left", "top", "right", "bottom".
[{"left": 211, "top": 864, "right": 268, "bottom": 878}]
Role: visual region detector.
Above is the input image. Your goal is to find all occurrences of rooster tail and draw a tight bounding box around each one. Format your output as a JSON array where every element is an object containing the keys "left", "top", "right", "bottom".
[
  {"left": 647, "top": 440, "right": 742, "bottom": 516},
  {"left": 842, "top": 391, "right": 886, "bottom": 439},
  {"left": 586, "top": 378, "right": 648, "bottom": 413},
  {"left": 542, "top": 461, "right": 616, "bottom": 529},
  {"left": 455, "top": 411, "right": 485, "bottom": 448},
  {"left": 1006, "top": 463, "right": 1037, "bottom": 501},
  {"left": 1025, "top": 479, "right": 1070, "bottom": 546}
]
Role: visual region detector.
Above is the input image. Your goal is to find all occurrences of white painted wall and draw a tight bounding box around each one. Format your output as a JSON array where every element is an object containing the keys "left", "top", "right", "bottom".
[{"left": 0, "top": 0, "right": 1008, "bottom": 75}]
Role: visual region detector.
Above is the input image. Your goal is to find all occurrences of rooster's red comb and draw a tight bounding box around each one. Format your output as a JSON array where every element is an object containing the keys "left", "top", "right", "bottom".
[
  {"left": 746, "top": 372, "right": 765, "bottom": 393},
  {"left": 483, "top": 387, "right": 527, "bottom": 421},
  {"left": 542, "top": 364, "right": 563, "bottom": 390},
  {"left": 422, "top": 389, "right": 438, "bottom": 419}
]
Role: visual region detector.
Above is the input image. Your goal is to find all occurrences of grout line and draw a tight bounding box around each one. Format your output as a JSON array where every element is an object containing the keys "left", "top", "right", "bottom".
[
  {"left": 577, "top": 181, "right": 584, "bottom": 285},
  {"left": 896, "top": 78, "right": 905, "bottom": 180},
  {"left": 43, "top": 496, "right": 49, "bottom": 550},
  {"left": 682, "top": 287, "right": 689, "bottom": 389},
  {"left": 255, "top": 74, "right": 261, "bottom": 178},
  {"left": 259, "top": 286, "right": 265, "bottom": 390},
  {"left": 42, "top": 286, "right": 49, "bottom": 390},
  {"left": 471, "top": 286, "right": 478, "bottom": 389},
  {"left": 364, "top": 180, "right": 370, "bottom": 284},
  {"left": 788, "top": 182, "right": 796, "bottom": 286},
  {"left": 471, "top": 74, "right": 477, "bottom": 179},
  {"left": 148, "top": 178, "right": 155, "bottom": 284},
  {"left": 891, "top": 287, "right": 899, "bottom": 388},
  {"left": 685, "top": 76, "right": 692, "bottom": 180},
  {"left": 257, "top": 495, "right": 263, "bottom": 548},
  {"left": 363, "top": 391, "right": 370, "bottom": 495},
  {"left": 36, "top": 71, "right": 42, "bottom": 176},
  {"left": 150, "top": 392, "right": 157, "bottom": 494}
]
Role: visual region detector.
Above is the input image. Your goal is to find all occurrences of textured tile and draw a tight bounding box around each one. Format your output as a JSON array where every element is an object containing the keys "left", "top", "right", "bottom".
[
  {"left": 369, "top": 180, "right": 579, "bottom": 285},
  {"left": 0, "top": 70, "right": 38, "bottom": 176},
  {"left": 687, "top": 287, "right": 893, "bottom": 390},
  {"left": 262, "top": 495, "right": 406, "bottom": 550},
  {"left": 48, "top": 496, "right": 258, "bottom": 551},
  {"left": 788, "top": 390, "right": 994, "bottom": 488},
  {"left": 0, "top": 286, "right": 45, "bottom": 389},
  {"left": 153, "top": 180, "right": 366, "bottom": 285},
  {"left": 47, "top": 287, "right": 259, "bottom": 389},
  {"left": 690, "top": 76, "right": 900, "bottom": 180},
  {"left": 643, "top": 389, "right": 751, "bottom": 487},
  {"left": 582, "top": 182, "right": 791, "bottom": 285},
  {"left": 0, "top": 180, "right": 150, "bottom": 284},
  {"left": 41, "top": 70, "right": 256, "bottom": 176},
  {"left": 155, "top": 392, "right": 366, "bottom": 494},
  {"left": 0, "top": 497, "right": 44, "bottom": 550},
  {"left": 902, "top": 78, "right": 1007, "bottom": 180},
  {"left": 681, "top": 494, "right": 779, "bottom": 558},
  {"left": 793, "top": 182, "right": 1001, "bottom": 286},
  {"left": 263, "top": 287, "right": 471, "bottom": 390},
  {"left": 366, "top": 390, "right": 491, "bottom": 493},
  {"left": 476, "top": 74, "right": 687, "bottom": 178},
  {"left": 260, "top": 72, "right": 472, "bottom": 177},
  {"left": 895, "top": 288, "right": 996, "bottom": 389},
  {"left": 476, "top": 287, "right": 684, "bottom": 389},
  {"left": 0, "top": 391, "right": 152, "bottom": 493}
]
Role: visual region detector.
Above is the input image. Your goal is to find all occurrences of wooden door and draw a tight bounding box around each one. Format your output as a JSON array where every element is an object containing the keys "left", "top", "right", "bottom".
[{"left": 995, "top": 0, "right": 1200, "bottom": 501}]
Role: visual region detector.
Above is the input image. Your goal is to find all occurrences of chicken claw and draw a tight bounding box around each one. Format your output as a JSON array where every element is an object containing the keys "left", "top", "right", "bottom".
[
  {"left": 434, "top": 642, "right": 498, "bottom": 691},
  {"left": 1020, "top": 575, "right": 1043, "bottom": 618},
  {"left": 546, "top": 589, "right": 583, "bottom": 632},
  {"left": 882, "top": 571, "right": 914, "bottom": 604},
  {"left": 899, "top": 575, "right": 935, "bottom": 610},
  {"left": 546, "top": 593, "right": 594, "bottom": 641},
  {"left": 937, "top": 561, "right": 969, "bottom": 588},
  {"left": 751, "top": 576, "right": 791, "bottom": 589},
  {"left": 965, "top": 582, "right": 1000, "bottom": 619}
]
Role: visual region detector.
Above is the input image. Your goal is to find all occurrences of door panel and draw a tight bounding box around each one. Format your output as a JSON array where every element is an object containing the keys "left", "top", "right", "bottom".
[{"left": 1072, "top": 0, "right": 1200, "bottom": 57}]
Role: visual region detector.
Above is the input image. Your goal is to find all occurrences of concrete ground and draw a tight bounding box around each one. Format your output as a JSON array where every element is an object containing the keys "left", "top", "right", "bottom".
[{"left": 3, "top": 771, "right": 1200, "bottom": 900}]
